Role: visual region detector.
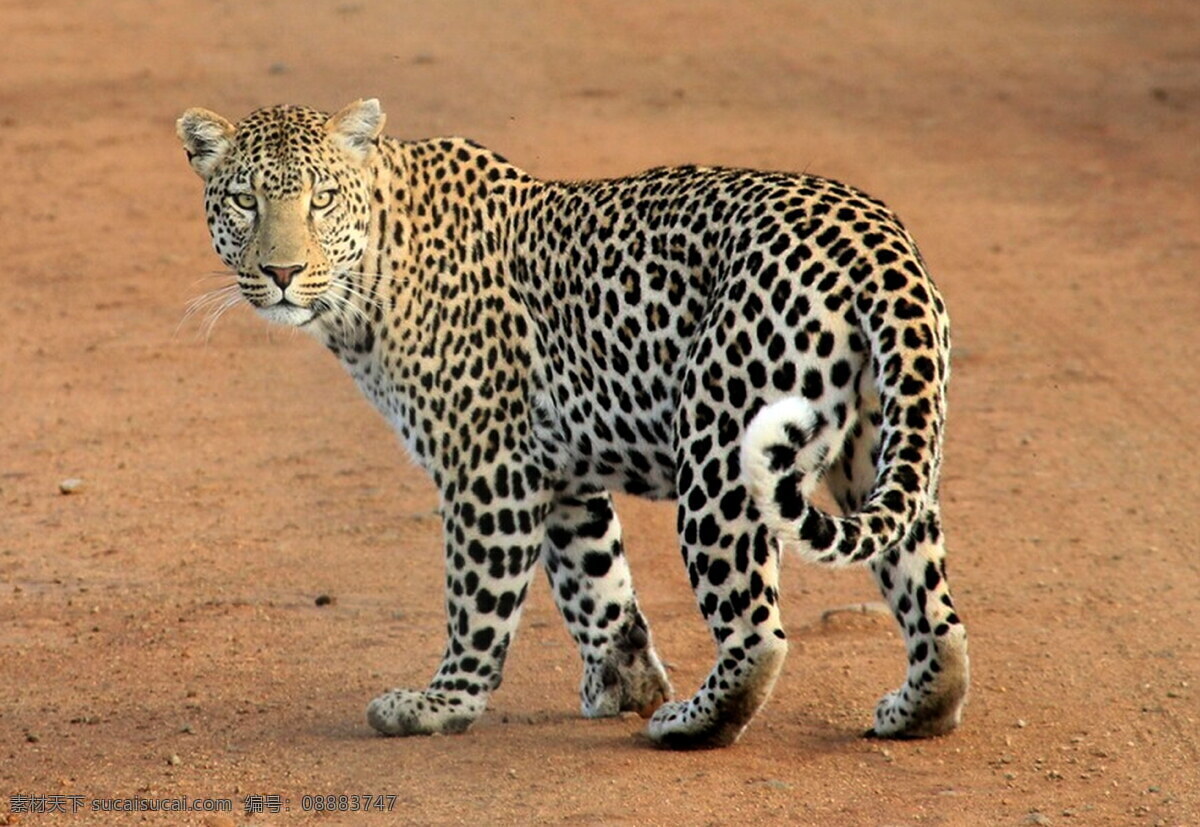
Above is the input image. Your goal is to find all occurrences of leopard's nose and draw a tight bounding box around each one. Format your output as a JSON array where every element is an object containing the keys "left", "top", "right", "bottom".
[{"left": 261, "top": 263, "right": 306, "bottom": 289}]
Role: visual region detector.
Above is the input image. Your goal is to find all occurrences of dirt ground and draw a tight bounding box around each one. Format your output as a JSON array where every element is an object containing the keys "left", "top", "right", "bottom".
[{"left": 2, "top": 1, "right": 1198, "bottom": 824}]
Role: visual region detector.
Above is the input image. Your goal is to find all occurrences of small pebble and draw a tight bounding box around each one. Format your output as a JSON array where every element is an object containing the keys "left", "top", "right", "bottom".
[
  {"left": 167, "top": 753, "right": 181, "bottom": 766},
  {"left": 59, "top": 478, "right": 84, "bottom": 494},
  {"left": 315, "top": 594, "right": 335, "bottom": 607}
]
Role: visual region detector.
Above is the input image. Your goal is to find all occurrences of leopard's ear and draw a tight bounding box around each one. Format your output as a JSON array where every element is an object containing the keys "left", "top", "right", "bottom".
[
  {"left": 325, "top": 99, "right": 386, "bottom": 161},
  {"left": 177, "top": 108, "right": 235, "bottom": 179}
]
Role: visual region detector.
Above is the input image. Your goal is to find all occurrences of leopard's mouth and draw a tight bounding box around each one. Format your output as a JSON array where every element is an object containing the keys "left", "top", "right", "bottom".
[{"left": 255, "top": 297, "right": 319, "bottom": 327}]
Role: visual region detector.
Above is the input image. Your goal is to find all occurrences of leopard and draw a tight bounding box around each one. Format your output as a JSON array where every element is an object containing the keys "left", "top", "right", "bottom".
[{"left": 176, "top": 99, "right": 969, "bottom": 749}]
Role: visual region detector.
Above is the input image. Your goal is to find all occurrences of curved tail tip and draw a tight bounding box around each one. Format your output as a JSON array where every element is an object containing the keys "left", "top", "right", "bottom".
[
  {"left": 744, "top": 397, "right": 820, "bottom": 448},
  {"left": 741, "top": 396, "right": 826, "bottom": 501}
]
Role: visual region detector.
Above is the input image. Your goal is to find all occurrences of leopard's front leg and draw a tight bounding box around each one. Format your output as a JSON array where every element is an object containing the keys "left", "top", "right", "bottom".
[{"left": 367, "top": 462, "right": 552, "bottom": 736}]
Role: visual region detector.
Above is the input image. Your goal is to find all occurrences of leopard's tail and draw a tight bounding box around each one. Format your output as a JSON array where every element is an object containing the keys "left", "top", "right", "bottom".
[
  {"left": 741, "top": 284, "right": 948, "bottom": 567},
  {"left": 741, "top": 396, "right": 916, "bottom": 567}
]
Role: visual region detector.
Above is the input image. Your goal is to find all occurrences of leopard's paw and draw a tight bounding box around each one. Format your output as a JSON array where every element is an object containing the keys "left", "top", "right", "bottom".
[
  {"left": 866, "top": 646, "right": 969, "bottom": 738},
  {"left": 366, "top": 689, "right": 481, "bottom": 736},
  {"left": 582, "top": 645, "right": 671, "bottom": 719}
]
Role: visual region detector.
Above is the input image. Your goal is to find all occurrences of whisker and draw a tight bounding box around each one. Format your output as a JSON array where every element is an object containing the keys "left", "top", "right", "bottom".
[
  {"left": 183, "top": 283, "right": 240, "bottom": 311},
  {"left": 335, "top": 285, "right": 381, "bottom": 315},
  {"left": 177, "top": 283, "right": 243, "bottom": 340},
  {"left": 337, "top": 269, "right": 396, "bottom": 285},
  {"left": 181, "top": 291, "right": 238, "bottom": 325},
  {"left": 199, "top": 292, "right": 245, "bottom": 342},
  {"left": 189, "top": 271, "right": 240, "bottom": 287},
  {"left": 326, "top": 272, "right": 388, "bottom": 324},
  {"left": 199, "top": 291, "right": 243, "bottom": 340},
  {"left": 335, "top": 271, "right": 384, "bottom": 287},
  {"left": 322, "top": 290, "right": 372, "bottom": 326},
  {"left": 179, "top": 267, "right": 402, "bottom": 342}
]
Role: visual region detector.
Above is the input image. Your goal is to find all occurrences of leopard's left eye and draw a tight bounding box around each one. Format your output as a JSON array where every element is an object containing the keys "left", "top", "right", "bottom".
[{"left": 311, "top": 189, "right": 337, "bottom": 210}]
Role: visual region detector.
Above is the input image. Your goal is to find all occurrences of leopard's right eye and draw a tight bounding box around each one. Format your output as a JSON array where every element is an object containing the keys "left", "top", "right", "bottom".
[{"left": 228, "top": 192, "right": 258, "bottom": 211}]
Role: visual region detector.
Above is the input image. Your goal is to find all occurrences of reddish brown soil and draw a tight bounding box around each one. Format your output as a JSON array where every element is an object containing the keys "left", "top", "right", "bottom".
[{"left": 3, "top": 1, "right": 1198, "bottom": 824}]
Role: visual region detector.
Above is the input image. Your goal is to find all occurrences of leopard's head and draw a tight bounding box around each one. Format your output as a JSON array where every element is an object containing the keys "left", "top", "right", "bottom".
[{"left": 177, "top": 100, "right": 385, "bottom": 327}]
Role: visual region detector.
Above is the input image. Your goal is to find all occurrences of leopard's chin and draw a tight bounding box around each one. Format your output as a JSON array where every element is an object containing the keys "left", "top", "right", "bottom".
[{"left": 256, "top": 301, "right": 318, "bottom": 327}]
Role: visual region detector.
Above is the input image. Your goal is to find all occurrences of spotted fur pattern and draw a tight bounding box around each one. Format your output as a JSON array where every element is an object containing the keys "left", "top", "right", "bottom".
[{"left": 177, "top": 100, "right": 969, "bottom": 748}]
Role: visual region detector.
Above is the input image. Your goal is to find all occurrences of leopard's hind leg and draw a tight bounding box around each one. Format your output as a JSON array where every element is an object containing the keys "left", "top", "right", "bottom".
[
  {"left": 645, "top": 373, "right": 810, "bottom": 749},
  {"left": 824, "top": 399, "right": 969, "bottom": 738}
]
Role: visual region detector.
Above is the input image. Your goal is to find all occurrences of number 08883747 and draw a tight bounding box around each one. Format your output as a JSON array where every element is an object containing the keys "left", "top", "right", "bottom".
[{"left": 299, "top": 795, "right": 397, "bottom": 812}]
